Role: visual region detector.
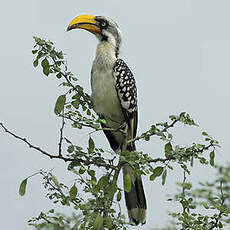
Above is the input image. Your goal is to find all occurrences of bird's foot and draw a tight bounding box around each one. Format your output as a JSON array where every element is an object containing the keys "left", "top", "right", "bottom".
[{"left": 116, "top": 122, "right": 127, "bottom": 134}]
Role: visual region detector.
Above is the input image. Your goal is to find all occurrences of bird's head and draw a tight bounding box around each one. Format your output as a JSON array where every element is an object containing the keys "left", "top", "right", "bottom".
[{"left": 67, "top": 14, "right": 122, "bottom": 56}]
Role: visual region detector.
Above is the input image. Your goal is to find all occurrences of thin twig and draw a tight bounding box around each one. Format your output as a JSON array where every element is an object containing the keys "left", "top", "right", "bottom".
[
  {"left": 62, "top": 115, "right": 93, "bottom": 128},
  {"left": 40, "top": 214, "right": 53, "bottom": 224},
  {"left": 209, "top": 181, "right": 225, "bottom": 230},
  {"left": 127, "top": 118, "right": 179, "bottom": 144},
  {"left": 88, "top": 124, "right": 126, "bottom": 136},
  {"left": 103, "top": 161, "right": 122, "bottom": 219},
  {"left": 62, "top": 115, "right": 126, "bottom": 135},
  {"left": 58, "top": 114, "right": 65, "bottom": 157},
  {"left": 112, "top": 161, "right": 122, "bottom": 185},
  {"left": 181, "top": 170, "right": 189, "bottom": 229},
  {"left": 41, "top": 171, "right": 79, "bottom": 206},
  {"left": 147, "top": 143, "right": 214, "bottom": 164}
]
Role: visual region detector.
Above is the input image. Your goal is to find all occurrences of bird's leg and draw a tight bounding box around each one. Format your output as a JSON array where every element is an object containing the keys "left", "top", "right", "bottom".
[
  {"left": 119, "top": 122, "right": 128, "bottom": 151},
  {"left": 102, "top": 114, "right": 127, "bottom": 135},
  {"left": 115, "top": 121, "right": 127, "bottom": 134}
]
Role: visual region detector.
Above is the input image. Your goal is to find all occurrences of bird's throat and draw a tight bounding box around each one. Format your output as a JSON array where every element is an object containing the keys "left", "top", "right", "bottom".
[{"left": 95, "top": 42, "right": 117, "bottom": 70}]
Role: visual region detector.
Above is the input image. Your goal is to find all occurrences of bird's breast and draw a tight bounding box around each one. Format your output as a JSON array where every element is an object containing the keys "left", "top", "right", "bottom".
[{"left": 91, "top": 68, "right": 124, "bottom": 124}]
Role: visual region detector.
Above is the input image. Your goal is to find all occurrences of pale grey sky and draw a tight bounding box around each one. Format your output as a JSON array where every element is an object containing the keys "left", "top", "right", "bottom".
[{"left": 1, "top": 1, "right": 230, "bottom": 229}]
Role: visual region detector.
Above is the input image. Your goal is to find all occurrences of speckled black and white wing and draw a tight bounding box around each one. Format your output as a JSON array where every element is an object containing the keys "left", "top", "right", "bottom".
[
  {"left": 113, "top": 59, "right": 137, "bottom": 114},
  {"left": 113, "top": 59, "right": 138, "bottom": 145}
]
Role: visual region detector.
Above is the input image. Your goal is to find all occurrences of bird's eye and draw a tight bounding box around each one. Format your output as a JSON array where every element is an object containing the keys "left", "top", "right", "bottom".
[{"left": 101, "top": 21, "right": 107, "bottom": 28}]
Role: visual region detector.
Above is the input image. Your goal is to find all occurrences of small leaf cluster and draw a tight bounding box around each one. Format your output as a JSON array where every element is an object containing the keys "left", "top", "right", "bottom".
[
  {"left": 28, "top": 211, "right": 82, "bottom": 230},
  {"left": 163, "top": 165, "right": 230, "bottom": 230},
  {"left": 33, "top": 37, "right": 65, "bottom": 77},
  {"left": 140, "top": 112, "right": 197, "bottom": 143},
  {"left": 33, "top": 36, "right": 92, "bottom": 119},
  {"left": 23, "top": 169, "right": 127, "bottom": 230},
  {"left": 121, "top": 116, "right": 219, "bottom": 187}
]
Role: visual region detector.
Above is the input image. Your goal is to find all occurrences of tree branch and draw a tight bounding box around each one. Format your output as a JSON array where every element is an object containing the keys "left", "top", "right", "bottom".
[
  {"left": 62, "top": 115, "right": 126, "bottom": 135},
  {"left": 127, "top": 118, "right": 179, "bottom": 144},
  {"left": 58, "top": 114, "right": 65, "bottom": 157},
  {"left": 0, "top": 122, "right": 116, "bottom": 170},
  {"left": 148, "top": 143, "right": 214, "bottom": 164},
  {"left": 103, "top": 161, "right": 122, "bottom": 221},
  {"left": 209, "top": 181, "right": 225, "bottom": 230}
]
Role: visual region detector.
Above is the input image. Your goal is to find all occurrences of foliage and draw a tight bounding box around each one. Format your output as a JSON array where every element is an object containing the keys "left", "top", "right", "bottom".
[
  {"left": 0, "top": 37, "right": 229, "bottom": 229},
  {"left": 152, "top": 165, "right": 230, "bottom": 230}
]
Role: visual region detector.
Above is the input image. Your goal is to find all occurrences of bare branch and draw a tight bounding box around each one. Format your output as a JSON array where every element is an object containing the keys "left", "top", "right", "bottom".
[
  {"left": 58, "top": 114, "right": 65, "bottom": 157},
  {"left": 0, "top": 122, "right": 69, "bottom": 161},
  {"left": 0, "top": 122, "right": 116, "bottom": 170}
]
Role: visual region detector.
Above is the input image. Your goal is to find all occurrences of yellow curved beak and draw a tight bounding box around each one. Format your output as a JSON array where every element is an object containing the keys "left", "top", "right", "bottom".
[{"left": 67, "top": 14, "right": 100, "bottom": 34}]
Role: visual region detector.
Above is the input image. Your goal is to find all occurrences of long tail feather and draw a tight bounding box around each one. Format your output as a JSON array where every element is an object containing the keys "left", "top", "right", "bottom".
[{"left": 123, "top": 164, "right": 147, "bottom": 225}]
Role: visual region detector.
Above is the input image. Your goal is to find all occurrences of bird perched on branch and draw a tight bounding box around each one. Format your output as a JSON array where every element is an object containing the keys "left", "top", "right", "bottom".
[{"left": 67, "top": 14, "right": 147, "bottom": 225}]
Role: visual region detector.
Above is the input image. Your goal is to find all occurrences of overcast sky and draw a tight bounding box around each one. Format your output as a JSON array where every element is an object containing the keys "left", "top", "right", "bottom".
[{"left": 1, "top": 1, "right": 230, "bottom": 229}]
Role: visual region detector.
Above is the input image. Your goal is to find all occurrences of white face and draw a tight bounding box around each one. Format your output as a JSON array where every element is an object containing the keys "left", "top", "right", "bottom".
[{"left": 95, "top": 16, "right": 122, "bottom": 50}]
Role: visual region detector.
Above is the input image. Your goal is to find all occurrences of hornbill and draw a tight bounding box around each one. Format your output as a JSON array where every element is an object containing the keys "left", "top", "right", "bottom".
[{"left": 67, "top": 14, "right": 147, "bottom": 225}]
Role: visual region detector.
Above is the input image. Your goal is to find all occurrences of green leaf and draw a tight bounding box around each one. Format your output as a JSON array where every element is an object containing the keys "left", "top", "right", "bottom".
[
  {"left": 183, "top": 182, "right": 192, "bottom": 190},
  {"left": 93, "top": 214, "right": 103, "bottom": 230},
  {"left": 218, "top": 221, "right": 223, "bottom": 228},
  {"left": 169, "top": 115, "right": 177, "bottom": 121},
  {"left": 200, "top": 157, "right": 207, "bottom": 164},
  {"left": 88, "top": 169, "right": 95, "bottom": 177},
  {"left": 56, "top": 51, "right": 63, "bottom": 59},
  {"left": 167, "top": 165, "right": 173, "bottom": 170},
  {"left": 162, "top": 169, "right": 167, "bottom": 185},
  {"left": 202, "top": 131, "right": 208, "bottom": 136},
  {"left": 54, "top": 95, "right": 66, "bottom": 115},
  {"left": 210, "top": 151, "right": 215, "bottom": 166},
  {"left": 97, "top": 176, "right": 109, "bottom": 189},
  {"left": 88, "top": 137, "right": 95, "bottom": 154},
  {"left": 41, "top": 58, "right": 50, "bottom": 76},
  {"left": 67, "top": 145, "right": 74, "bottom": 153},
  {"left": 179, "top": 112, "right": 186, "bottom": 117},
  {"left": 165, "top": 142, "right": 172, "bottom": 158},
  {"left": 202, "top": 202, "right": 209, "bottom": 209},
  {"left": 33, "top": 59, "right": 38, "bottom": 68},
  {"left": 69, "top": 185, "right": 78, "bottom": 199},
  {"left": 117, "top": 190, "right": 122, "bottom": 201},
  {"left": 50, "top": 174, "right": 60, "bottom": 187},
  {"left": 79, "top": 166, "right": 86, "bottom": 174},
  {"left": 107, "top": 183, "right": 117, "bottom": 196},
  {"left": 124, "top": 174, "right": 132, "bottom": 193},
  {"left": 32, "top": 50, "right": 38, "bottom": 54},
  {"left": 150, "top": 167, "right": 164, "bottom": 181},
  {"left": 105, "top": 216, "right": 112, "bottom": 228},
  {"left": 87, "top": 109, "right": 91, "bottom": 115},
  {"left": 56, "top": 72, "right": 62, "bottom": 79},
  {"left": 165, "top": 142, "right": 172, "bottom": 153},
  {"left": 72, "top": 100, "right": 80, "bottom": 109},
  {"left": 19, "top": 178, "right": 27, "bottom": 196}
]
